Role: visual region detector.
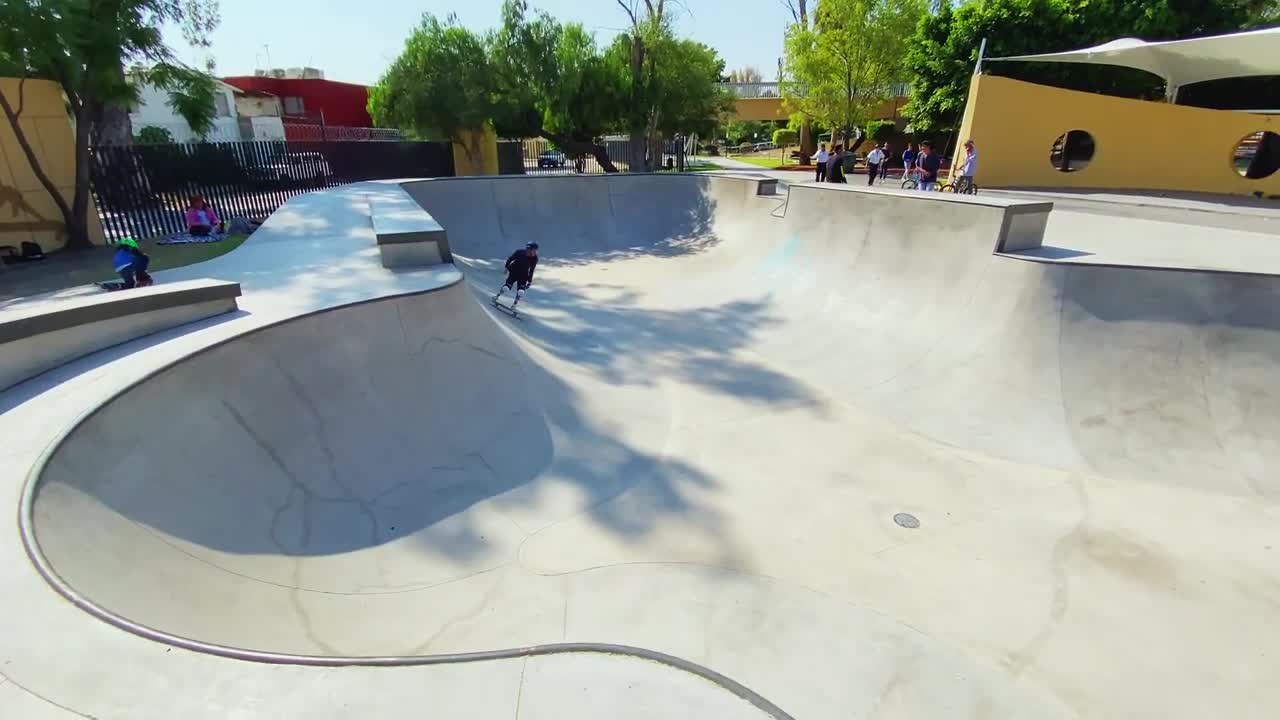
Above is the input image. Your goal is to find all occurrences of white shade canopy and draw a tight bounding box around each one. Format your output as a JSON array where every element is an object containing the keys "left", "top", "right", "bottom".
[{"left": 988, "top": 27, "right": 1280, "bottom": 95}]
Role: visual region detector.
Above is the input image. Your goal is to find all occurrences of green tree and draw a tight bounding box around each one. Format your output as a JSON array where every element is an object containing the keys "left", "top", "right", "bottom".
[
  {"left": 645, "top": 35, "right": 735, "bottom": 140},
  {"left": 903, "top": 0, "right": 1267, "bottom": 132},
  {"left": 371, "top": 3, "right": 628, "bottom": 171},
  {"left": 489, "top": 1, "right": 626, "bottom": 170},
  {"left": 611, "top": 1, "right": 734, "bottom": 171},
  {"left": 781, "top": 0, "right": 926, "bottom": 152},
  {"left": 0, "top": 0, "right": 220, "bottom": 250},
  {"left": 368, "top": 12, "right": 494, "bottom": 167},
  {"left": 724, "top": 119, "right": 766, "bottom": 144},
  {"left": 134, "top": 125, "right": 175, "bottom": 144}
]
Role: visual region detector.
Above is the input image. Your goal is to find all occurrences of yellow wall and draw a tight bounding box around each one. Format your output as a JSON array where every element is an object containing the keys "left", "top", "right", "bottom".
[
  {"left": 731, "top": 96, "right": 910, "bottom": 124},
  {"left": 0, "top": 78, "right": 106, "bottom": 252},
  {"left": 957, "top": 74, "right": 1280, "bottom": 196},
  {"left": 451, "top": 126, "right": 499, "bottom": 176},
  {"left": 733, "top": 98, "right": 788, "bottom": 122}
]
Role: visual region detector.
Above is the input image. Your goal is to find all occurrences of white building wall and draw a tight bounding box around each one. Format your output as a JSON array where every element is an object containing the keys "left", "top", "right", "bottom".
[
  {"left": 130, "top": 81, "right": 242, "bottom": 143},
  {"left": 248, "top": 116, "right": 286, "bottom": 141}
]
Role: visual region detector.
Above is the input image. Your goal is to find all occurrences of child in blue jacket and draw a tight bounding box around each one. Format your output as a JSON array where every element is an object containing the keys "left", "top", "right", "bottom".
[{"left": 112, "top": 238, "right": 153, "bottom": 289}]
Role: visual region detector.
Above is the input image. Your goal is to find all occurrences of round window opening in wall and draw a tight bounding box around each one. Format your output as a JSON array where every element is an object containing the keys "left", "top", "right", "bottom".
[
  {"left": 1232, "top": 131, "right": 1280, "bottom": 179},
  {"left": 1049, "top": 130, "right": 1096, "bottom": 172}
]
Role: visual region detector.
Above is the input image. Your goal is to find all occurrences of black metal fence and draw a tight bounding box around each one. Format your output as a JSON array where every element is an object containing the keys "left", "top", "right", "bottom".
[
  {"left": 90, "top": 140, "right": 454, "bottom": 241},
  {"left": 497, "top": 138, "right": 686, "bottom": 176}
]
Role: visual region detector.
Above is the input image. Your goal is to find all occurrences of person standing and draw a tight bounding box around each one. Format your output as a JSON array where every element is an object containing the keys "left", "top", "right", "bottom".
[
  {"left": 879, "top": 146, "right": 891, "bottom": 182},
  {"left": 901, "top": 144, "right": 917, "bottom": 179},
  {"left": 917, "top": 141, "right": 941, "bottom": 191},
  {"left": 955, "top": 139, "right": 978, "bottom": 192},
  {"left": 826, "top": 145, "right": 847, "bottom": 183},
  {"left": 865, "top": 143, "right": 886, "bottom": 186},
  {"left": 814, "top": 143, "right": 829, "bottom": 182}
]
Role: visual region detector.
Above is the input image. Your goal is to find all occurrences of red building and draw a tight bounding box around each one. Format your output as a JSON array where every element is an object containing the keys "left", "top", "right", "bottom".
[{"left": 222, "top": 73, "right": 372, "bottom": 129}]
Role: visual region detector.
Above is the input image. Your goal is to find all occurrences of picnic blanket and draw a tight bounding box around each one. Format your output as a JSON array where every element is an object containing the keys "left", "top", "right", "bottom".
[{"left": 158, "top": 231, "right": 227, "bottom": 246}]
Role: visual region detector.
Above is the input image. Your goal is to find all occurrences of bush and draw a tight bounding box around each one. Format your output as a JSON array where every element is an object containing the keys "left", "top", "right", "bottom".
[
  {"left": 772, "top": 128, "right": 798, "bottom": 147},
  {"left": 703, "top": 144, "right": 720, "bottom": 156},
  {"left": 725, "top": 119, "right": 766, "bottom": 145},
  {"left": 865, "top": 120, "right": 896, "bottom": 144},
  {"left": 135, "top": 126, "right": 175, "bottom": 145}
]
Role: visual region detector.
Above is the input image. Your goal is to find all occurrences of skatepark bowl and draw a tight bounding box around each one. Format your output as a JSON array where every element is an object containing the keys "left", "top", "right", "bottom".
[{"left": 5, "top": 173, "right": 1280, "bottom": 719}]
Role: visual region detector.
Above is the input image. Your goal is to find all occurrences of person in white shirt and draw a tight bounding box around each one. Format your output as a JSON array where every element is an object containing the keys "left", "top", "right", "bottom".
[
  {"left": 956, "top": 139, "right": 978, "bottom": 192},
  {"left": 865, "top": 144, "right": 886, "bottom": 186},
  {"left": 814, "top": 143, "right": 830, "bottom": 182}
]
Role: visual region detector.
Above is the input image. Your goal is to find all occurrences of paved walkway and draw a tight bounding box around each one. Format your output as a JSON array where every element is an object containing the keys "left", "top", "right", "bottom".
[{"left": 4, "top": 176, "right": 1280, "bottom": 719}]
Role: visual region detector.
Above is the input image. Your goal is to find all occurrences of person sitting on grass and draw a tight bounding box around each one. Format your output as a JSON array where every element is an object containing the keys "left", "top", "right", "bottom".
[
  {"left": 185, "top": 195, "right": 223, "bottom": 236},
  {"left": 112, "top": 238, "right": 153, "bottom": 289}
]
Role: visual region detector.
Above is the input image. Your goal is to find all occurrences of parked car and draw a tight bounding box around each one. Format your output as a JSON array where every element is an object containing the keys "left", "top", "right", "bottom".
[
  {"left": 247, "top": 151, "right": 334, "bottom": 184},
  {"left": 538, "top": 150, "right": 566, "bottom": 168}
]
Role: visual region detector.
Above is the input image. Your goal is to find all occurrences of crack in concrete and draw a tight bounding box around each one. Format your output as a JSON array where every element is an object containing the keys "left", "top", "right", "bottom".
[
  {"left": 273, "top": 358, "right": 382, "bottom": 550},
  {"left": 1004, "top": 473, "right": 1089, "bottom": 677},
  {"left": 409, "top": 566, "right": 506, "bottom": 655},
  {"left": 0, "top": 673, "right": 96, "bottom": 719},
  {"left": 513, "top": 656, "right": 529, "bottom": 720}
]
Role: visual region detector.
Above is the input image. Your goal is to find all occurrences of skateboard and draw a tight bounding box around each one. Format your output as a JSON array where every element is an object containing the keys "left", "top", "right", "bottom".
[
  {"left": 491, "top": 288, "right": 525, "bottom": 318},
  {"left": 97, "top": 275, "right": 154, "bottom": 292}
]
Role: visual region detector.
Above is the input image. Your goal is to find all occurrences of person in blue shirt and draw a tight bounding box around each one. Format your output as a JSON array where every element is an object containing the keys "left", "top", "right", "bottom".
[
  {"left": 111, "top": 238, "right": 153, "bottom": 289},
  {"left": 917, "top": 141, "right": 942, "bottom": 191},
  {"left": 901, "top": 144, "right": 917, "bottom": 179}
]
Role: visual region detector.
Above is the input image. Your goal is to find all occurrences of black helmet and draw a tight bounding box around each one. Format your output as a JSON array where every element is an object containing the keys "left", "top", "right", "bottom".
[{"left": 526, "top": 242, "right": 539, "bottom": 250}]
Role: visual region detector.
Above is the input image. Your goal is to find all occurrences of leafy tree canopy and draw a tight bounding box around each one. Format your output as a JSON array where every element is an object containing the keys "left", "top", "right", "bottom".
[
  {"left": 370, "top": 0, "right": 732, "bottom": 170},
  {"left": 367, "top": 14, "right": 492, "bottom": 140},
  {"left": 0, "top": 0, "right": 221, "bottom": 249},
  {"left": 904, "top": 0, "right": 1277, "bottom": 131},
  {"left": 781, "top": 0, "right": 926, "bottom": 139}
]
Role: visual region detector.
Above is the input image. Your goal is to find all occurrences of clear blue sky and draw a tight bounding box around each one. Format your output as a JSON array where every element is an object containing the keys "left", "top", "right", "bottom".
[{"left": 163, "top": 0, "right": 794, "bottom": 85}]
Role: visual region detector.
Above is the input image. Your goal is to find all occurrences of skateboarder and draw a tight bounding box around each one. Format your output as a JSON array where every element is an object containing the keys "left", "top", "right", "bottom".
[
  {"left": 495, "top": 242, "right": 539, "bottom": 307},
  {"left": 110, "top": 238, "right": 154, "bottom": 289}
]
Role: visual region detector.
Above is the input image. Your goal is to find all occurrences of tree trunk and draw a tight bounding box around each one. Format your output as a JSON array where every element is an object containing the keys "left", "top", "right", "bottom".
[
  {"left": 95, "top": 104, "right": 133, "bottom": 146},
  {"left": 647, "top": 125, "right": 663, "bottom": 172},
  {"left": 94, "top": 62, "right": 133, "bottom": 146},
  {"left": 68, "top": 99, "right": 96, "bottom": 249},
  {"left": 627, "top": 35, "right": 648, "bottom": 173},
  {"left": 542, "top": 131, "right": 620, "bottom": 174},
  {"left": 799, "top": 120, "right": 812, "bottom": 165}
]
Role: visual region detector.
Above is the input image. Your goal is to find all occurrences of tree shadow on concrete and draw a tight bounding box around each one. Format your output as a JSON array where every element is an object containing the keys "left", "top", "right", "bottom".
[
  {"left": 470, "top": 275, "right": 825, "bottom": 413},
  {"left": 33, "top": 275, "right": 821, "bottom": 583}
]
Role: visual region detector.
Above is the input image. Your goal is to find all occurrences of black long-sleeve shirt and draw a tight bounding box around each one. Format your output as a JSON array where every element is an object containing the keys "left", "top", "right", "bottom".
[{"left": 505, "top": 249, "right": 538, "bottom": 283}]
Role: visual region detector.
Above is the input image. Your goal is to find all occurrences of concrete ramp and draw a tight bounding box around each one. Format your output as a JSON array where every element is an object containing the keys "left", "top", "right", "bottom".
[{"left": 25, "top": 175, "right": 1280, "bottom": 719}]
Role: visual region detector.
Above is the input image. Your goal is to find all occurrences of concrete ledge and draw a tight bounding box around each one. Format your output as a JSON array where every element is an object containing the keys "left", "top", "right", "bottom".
[
  {"left": 997, "top": 202, "right": 1055, "bottom": 252},
  {"left": 793, "top": 184, "right": 1053, "bottom": 253},
  {"left": 0, "top": 279, "right": 240, "bottom": 391},
  {"left": 370, "top": 191, "right": 452, "bottom": 267}
]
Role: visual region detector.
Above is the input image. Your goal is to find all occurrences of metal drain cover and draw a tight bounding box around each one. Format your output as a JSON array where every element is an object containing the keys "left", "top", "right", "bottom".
[{"left": 893, "top": 513, "right": 920, "bottom": 529}]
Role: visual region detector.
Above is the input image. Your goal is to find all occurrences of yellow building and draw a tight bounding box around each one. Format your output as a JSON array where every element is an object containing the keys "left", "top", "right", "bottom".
[
  {"left": 723, "top": 82, "right": 911, "bottom": 126},
  {"left": 0, "top": 77, "right": 106, "bottom": 253},
  {"left": 959, "top": 28, "right": 1280, "bottom": 196}
]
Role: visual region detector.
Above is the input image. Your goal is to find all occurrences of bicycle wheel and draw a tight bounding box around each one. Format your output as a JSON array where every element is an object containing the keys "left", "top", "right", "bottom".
[
  {"left": 901, "top": 179, "right": 917, "bottom": 190},
  {"left": 939, "top": 182, "right": 955, "bottom": 192}
]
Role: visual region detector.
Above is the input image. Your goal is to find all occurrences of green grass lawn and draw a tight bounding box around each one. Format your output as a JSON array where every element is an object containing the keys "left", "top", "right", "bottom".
[
  {"left": 726, "top": 155, "right": 787, "bottom": 169},
  {"left": 1, "top": 233, "right": 248, "bottom": 302}
]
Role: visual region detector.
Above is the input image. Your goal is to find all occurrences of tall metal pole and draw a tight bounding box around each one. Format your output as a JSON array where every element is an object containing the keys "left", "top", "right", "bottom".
[{"left": 974, "top": 37, "right": 988, "bottom": 76}]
